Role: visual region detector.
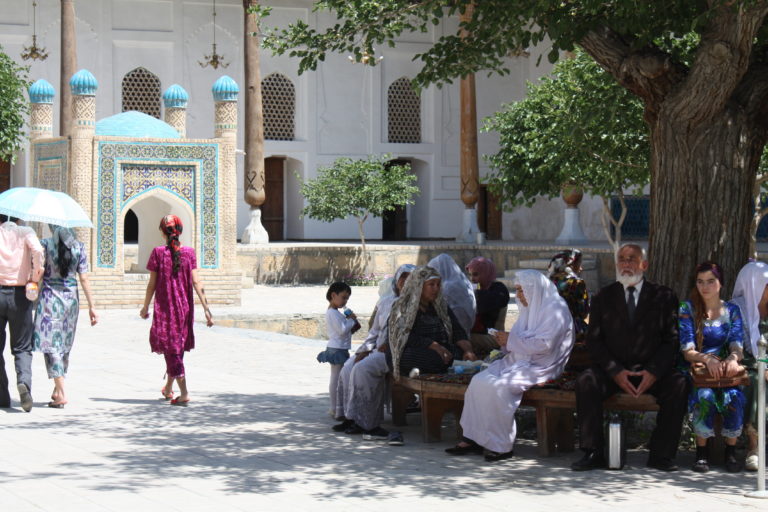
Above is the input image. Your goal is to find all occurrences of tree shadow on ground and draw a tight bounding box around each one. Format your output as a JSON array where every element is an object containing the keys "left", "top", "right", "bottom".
[{"left": 13, "top": 391, "right": 757, "bottom": 502}]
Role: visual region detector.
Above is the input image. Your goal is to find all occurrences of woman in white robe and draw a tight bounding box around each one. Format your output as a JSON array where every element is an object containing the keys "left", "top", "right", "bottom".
[
  {"left": 447, "top": 269, "right": 574, "bottom": 461},
  {"left": 731, "top": 261, "right": 768, "bottom": 471}
]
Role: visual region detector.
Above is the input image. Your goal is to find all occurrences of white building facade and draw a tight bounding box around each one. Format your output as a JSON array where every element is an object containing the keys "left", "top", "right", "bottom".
[{"left": 0, "top": 0, "right": 608, "bottom": 243}]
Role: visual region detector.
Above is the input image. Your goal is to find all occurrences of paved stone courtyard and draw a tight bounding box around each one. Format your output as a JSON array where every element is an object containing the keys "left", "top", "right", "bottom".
[{"left": 0, "top": 289, "right": 766, "bottom": 511}]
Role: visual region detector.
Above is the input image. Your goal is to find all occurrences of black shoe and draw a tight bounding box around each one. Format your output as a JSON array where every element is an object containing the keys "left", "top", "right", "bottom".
[
  {"left": 647, "top": 458, "right": 679, "bottom": 472},
  {"left": 344, "top": 423, "right": 364, "bottom": 435},
  {"left": 332, "top": 419, "right": 355, "bottom": 432},
  {"left": 445, "top": 442, "right": 484, "bottom": 456},
  {"left": 691, "top": 458, "right": 709, "bottom": 473},
  {"left": 362, "top": 427, "right": 390, "bottom": 441},
  {"left": 484, "top": 449, "right": 514, "bottom": 462},
  {"left": 571, "top": 450, "right": 606, "bottom": 471}
]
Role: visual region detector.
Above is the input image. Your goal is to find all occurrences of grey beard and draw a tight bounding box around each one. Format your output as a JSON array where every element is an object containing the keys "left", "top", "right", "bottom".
[{"left": 616, "top": 272, "right": 643, "bottom": 287}]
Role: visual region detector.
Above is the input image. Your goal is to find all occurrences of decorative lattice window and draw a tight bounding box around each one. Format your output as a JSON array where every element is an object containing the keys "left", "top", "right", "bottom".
[
  {"left": 262, "top": 73, "right": 295, "bottom": 141},
  {"left": 388, "top": 77, "right": 421, "bottom": 143},
  {"left": 122, "top": 67, "right": 161, "bottom": 119}
]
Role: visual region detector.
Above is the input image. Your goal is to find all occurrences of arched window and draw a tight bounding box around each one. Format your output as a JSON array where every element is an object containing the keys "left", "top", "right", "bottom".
[
  {"left": 122, "top": 67, "right": 161, "bottom": 119},
  {"left": 262, "top": 73, "right": 295, "bottom": 141},
  {"left": 387, "top": 77, "right": 421, "bottom": 143}
]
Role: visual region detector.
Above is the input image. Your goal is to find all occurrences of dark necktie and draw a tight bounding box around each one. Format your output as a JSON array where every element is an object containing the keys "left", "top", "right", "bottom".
[{"left": 627, "top": 286, "right": 636, "bottom": 323}]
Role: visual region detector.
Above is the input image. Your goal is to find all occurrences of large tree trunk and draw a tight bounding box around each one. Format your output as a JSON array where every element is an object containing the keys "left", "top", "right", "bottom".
[
  {"left": 580, "top": 4, "right": 768, "bottom": 298},
  {"left": 648, "top": 107, "right": 762, "bottom": 297}
]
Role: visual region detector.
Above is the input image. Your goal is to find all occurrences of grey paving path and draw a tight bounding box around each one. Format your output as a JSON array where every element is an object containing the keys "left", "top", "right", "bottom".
[{"left": 0, "top": 296, "right": 766, "bottom": 511}]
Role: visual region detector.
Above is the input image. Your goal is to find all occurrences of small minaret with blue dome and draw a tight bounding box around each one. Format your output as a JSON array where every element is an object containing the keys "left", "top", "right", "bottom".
[
  {"left": 163, "top": 84, "right": 189, "bottom": 137},
  {"left": 69, "top": 69, "right": 99, "bottom": 254},
  {"left": 28, "top": 79, "right": 55, "bottom": 139}
]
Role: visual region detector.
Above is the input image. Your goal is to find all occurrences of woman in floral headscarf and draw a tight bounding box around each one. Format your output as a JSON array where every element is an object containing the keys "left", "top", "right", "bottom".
[
  {"left": 548, "top": 249, "right": 589, "bottom": 343},
  {"left": 446, "top": 270, "right": 574, "bottom": 462},
  {"left": 388, "top": 265, "right": 477, "bottom": 379},
  {"left": 140, "top": 215, "right": 213, "bottom": 406},
  {"left": 33, "top": 226, "right": 98, "bottom": 408}
]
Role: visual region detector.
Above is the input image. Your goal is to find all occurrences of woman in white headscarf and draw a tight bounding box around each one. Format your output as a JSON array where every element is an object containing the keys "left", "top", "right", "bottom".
[
  {"left": 427, "top": 254, "right": 476, "bottom": 336},
  {"left": 446, "top": 270, "right": 574, "bottom": 461},
  {"left": 731, "top": 261, "right": 768, "bottom": 471},
  {"left": 333, "top": 263, "right": 415, "bottom": 430}
]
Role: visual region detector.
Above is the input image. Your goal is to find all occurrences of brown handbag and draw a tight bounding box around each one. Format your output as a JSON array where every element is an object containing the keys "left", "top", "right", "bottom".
[{"left": 690, "top": 361, "right": 750, "bottom": 388}]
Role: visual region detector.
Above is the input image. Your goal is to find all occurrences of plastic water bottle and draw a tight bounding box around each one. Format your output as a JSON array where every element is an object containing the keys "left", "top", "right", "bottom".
[
  {"left": 25, "top": 282, "right": 38, "bottom": 301},
  {"left": 343, "top": 308, "right": 353, "bottom": 317},
  {"left": 607, "top": 413, "right": 625, "bottom": 470}
]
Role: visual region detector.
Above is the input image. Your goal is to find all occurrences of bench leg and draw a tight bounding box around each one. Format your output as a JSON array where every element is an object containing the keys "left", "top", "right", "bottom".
[
  {"left": 391, "top": 387, "right": 413, "bottom": 427},
  {"left": 535, "top": 405, "right": 555, "bottom": 456},
  {"left": 554, "top": 409, "right": 575, "bottom": 453},
  {"left": 421, "top": 397, "right": 462, "bottom": 443}
]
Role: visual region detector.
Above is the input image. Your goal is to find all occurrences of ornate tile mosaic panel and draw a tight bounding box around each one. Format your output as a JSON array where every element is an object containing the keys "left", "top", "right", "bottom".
[
  {"left": 97, "top": 141, "right": 219, "bottom": 269},
  {"left": 122, "top": 164, "right": 195, "bottom": 206},
  {"left": 32, "top": 140, "right": 68, "bottom": 192}
]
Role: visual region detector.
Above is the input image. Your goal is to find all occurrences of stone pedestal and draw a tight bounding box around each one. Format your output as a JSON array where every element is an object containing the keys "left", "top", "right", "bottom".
[
  {"left": 555, "top": 184, "right": 588, "bottom": 245},
  {"left": 457, "top": 207, "right": 481, "bottom": 243},
  {"left": 241, "top": 206, "right": 269, "bottom": 244}
]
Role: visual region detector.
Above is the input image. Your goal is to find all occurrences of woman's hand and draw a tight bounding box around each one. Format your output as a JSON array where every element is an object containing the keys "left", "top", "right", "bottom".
[
  {"left": 703, "top": 354, "right": 722, "bottom": 380},
  {"left": 429, "top": 342, "right": 453, "bottom": 364},
  {"left": 204, "top": 308, "right": 214, "bottom": 327},
  {"left": 354, "top": 350, "right": 371, "bottom": 363},
  {"left": 721, "top": 357, "right": 742, "bottom": 378},
  {"left": 494, "top": 330, "right": 509, "bottom": 348},
  {"left": 139, "top": 305, "right": 149, "bottom": 319},
  {"left": 463, "top": 350, "right": 478, "bottom": 362},
  {"left": 89, "top": 307, "right": 98, "bottom": 326}
]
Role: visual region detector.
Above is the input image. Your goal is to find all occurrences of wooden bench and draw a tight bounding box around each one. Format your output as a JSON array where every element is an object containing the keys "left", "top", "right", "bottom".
[{"left": 391, "top": 376, "right": 659, "bottom": 456}]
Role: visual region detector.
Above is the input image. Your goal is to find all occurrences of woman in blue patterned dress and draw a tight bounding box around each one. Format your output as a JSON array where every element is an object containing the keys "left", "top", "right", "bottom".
[
  {"left": 33, "top": 227, "right": 98, "bottom": 408},
  {"left": 678, "top": 261, "right": 745, "bottom": 473}
]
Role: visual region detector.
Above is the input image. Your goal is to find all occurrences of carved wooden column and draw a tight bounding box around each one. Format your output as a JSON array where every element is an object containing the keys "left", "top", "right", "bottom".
[
  {"left": 60, "top": 0, "right": 77, "bottom": 138},
  {"left": 240, "top": 0, "right": 268, "bottom": 244},
  {"left": 458, "top": 3, "right": 481, "bottom": 243}
]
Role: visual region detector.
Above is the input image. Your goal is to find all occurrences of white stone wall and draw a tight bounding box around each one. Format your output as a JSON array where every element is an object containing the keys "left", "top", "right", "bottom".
[{"left": 0, "top": 0, "right": 610, "bottom": 243}]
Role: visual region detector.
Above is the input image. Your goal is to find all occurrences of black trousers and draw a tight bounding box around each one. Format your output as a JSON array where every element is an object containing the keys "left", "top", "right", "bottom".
[
  {"left": 0, "top": 286, "right": 35, "bottom": 407},
  {"left": 575, "top": 365, "right": 689, "bottom": 461}
]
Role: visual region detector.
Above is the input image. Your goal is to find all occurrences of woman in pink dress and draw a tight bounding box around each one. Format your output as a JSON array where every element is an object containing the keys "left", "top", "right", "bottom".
[{"left": 139, "top": 215, "right": 213, "bottom": 406}]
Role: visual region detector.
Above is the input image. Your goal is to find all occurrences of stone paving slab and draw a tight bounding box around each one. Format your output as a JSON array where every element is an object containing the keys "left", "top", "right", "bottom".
[{"left": 0, "top": 302, "right": 765, "bottom": 511}]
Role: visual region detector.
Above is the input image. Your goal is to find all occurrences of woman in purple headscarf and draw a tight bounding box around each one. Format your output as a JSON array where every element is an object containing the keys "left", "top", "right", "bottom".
[{"left": 465, "top": 257, "right": 509, "bottom": 359}]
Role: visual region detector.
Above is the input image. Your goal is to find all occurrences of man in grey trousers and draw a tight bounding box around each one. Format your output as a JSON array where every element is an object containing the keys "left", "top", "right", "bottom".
[{"left": 0, "top": 216, "right": 44, "bottom": 411}]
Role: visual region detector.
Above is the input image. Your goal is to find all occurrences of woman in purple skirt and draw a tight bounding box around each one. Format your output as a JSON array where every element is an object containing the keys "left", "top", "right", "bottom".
[{"left": 140, "top": 215, "right": 213, "bottom": 406}]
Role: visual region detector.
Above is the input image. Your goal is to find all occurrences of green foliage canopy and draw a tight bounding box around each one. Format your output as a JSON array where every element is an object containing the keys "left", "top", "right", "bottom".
[
  {"left": 255, "top": 1, "right": 730, "bottom": 89},
  {"left": 0, "top": 46, "right": 29, "bottom": 163},
  {"left": 483, "top": 49, "right": 649, "bottom": 209}
]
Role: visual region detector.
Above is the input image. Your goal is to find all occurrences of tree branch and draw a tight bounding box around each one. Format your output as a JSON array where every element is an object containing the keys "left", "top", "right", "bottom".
[
  {"left": 579, "top": 27, "right": 686, "bottom": 122},
  {"left": 732, "top": 62, "right": 768, "bottom": 129},
  {"left": 666, "top": 2, "right": 768, "bottom": 126}
]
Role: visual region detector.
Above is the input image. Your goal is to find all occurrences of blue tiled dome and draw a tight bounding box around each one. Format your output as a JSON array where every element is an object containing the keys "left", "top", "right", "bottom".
[
  {"left": 212, "top": 75, "right": 239, "bottom": 101},
  {"left": 163, "top": 84, "right": 189, "bottom": 108},
  {"left": 28, "top": 79, "right": 55, "bottom": 104},
  {"left": 70, "top": 69, "right": 98, "bottom": 96},
  {"left": 95, "top": 111, "right": 181, "bottom": 139}
]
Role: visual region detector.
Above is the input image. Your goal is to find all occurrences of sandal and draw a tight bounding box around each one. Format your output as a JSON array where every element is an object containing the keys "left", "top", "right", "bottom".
[
  {"left": 161, "top": 388, "right": 174, "bottom": 401},
  {"left": 47, "top": 401, "right": 67, "bottom": 409},
  {"left": 170, "top": 397, "right": 190, "bottom": 407}
]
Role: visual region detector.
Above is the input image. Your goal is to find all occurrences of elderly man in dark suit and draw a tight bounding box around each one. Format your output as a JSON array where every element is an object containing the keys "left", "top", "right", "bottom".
[{"left": 571, "top": 243, "right": 688, "bottom": 472}]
